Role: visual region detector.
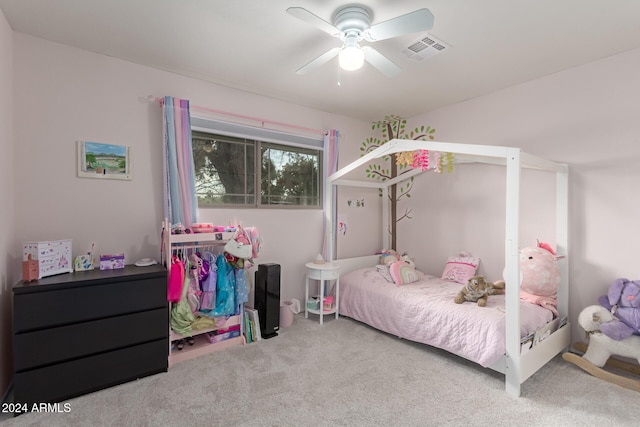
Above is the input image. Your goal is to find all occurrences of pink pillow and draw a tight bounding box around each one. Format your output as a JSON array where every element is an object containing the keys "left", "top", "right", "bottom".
[
  {"left": 441, "top": 253, "right": 480, "bottom": 284},
  {"left": 389, "top": 261, "right": 420, "bottom": 285}
]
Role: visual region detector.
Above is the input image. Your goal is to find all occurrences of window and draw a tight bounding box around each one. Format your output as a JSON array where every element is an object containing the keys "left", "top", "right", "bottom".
[
  {"left": 261, "top": 143, "right": 320, "bottom": 206},
  {"left": 192, "top": 131, "right": 322, "bottom": 208}
]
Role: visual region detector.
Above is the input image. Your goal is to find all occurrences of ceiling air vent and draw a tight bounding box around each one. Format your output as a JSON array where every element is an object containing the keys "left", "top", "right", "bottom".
[{"left": 402, "top": 33, "right": 450, "bottom": 62}]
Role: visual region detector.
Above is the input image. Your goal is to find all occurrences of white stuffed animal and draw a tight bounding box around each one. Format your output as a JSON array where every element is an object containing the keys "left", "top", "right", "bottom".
[
  {"left": 563, "top": 305, "right": 640, "bottom": 392},
  {"left": 577, "top": 305, "right": 640, "bottom": 367}
]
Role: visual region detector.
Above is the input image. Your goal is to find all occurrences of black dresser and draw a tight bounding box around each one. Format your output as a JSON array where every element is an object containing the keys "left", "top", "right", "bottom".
[{"left": 12, "top": 264, "right": 168, "bottom": 408}]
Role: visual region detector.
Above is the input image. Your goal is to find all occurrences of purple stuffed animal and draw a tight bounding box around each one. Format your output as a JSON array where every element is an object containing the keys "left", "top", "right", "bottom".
[{"left": 598, "top": 278, "right": 640, "bottom": 340}]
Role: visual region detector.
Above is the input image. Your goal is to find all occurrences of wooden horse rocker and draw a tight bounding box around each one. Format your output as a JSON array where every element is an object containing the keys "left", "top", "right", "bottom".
[{"left": 563, "top": 278, "right": 640, "bottom": 392}]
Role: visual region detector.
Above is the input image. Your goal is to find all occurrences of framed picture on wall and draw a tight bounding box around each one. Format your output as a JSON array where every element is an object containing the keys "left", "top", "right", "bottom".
[{"left": 77, "top": 141, "right": 132, "bottom": 180}]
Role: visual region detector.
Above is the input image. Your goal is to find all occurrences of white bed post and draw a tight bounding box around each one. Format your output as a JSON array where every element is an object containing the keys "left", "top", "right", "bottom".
[
  {"left": 504, "top": 148, "right": 522, "bottom": 397},
  {"left": 325, "top": 181, "right": 336, "bottom": 262},
  {"left": 556, "top": 167, "right": 570, "bottom": 320}
]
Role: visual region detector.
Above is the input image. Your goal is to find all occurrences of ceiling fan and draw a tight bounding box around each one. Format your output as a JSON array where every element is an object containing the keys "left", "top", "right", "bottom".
[{"left": 286, "top": 5, "right": 434, "bottom": 77}]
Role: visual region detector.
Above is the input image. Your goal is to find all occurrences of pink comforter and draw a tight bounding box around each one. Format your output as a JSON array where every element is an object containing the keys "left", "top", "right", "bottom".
[{"left": 338, "top": 267, "right": 553, "bottom": 367}]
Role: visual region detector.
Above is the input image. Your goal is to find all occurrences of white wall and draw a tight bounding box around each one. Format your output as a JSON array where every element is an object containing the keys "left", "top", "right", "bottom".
[
  {"left": 0, "top": 7, "right": 14, "bottom": 397},
  {"left": 401, "top": 47, "right": 640, "bottom": 341},
  {"left": 8, "top": 33, "right": 374, "bottom": 368}
]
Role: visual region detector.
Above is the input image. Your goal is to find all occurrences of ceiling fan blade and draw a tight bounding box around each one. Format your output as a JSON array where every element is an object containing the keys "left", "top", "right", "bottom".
[
  {"left": 286, "top": 7, "right": 341, "bottom": 37},
  {"left": 296, "top": 47, "right": 341, "bottom": 75},
  {"left": 362, "top": 46, "right": 401, "bottom": 77},
  {"left": 365, "top": 8, "right": 434, "bottom": 41}
]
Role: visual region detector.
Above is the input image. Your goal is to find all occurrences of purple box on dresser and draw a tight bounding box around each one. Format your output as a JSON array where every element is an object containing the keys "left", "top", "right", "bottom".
[{"left": 100, "top": 253, "right": 125, "bottom": 270}]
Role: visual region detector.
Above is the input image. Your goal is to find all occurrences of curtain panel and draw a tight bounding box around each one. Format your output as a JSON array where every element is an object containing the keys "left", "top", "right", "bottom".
[
  {"left": 322, "top": 129, "right": 339, "bottom": 260},
  {"left": 162, "top": 96, "right": 197, "bottom": 227}
]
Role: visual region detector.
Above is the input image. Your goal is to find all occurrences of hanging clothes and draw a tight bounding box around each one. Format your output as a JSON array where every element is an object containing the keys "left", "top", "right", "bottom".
[
  {"left": 191, "top": 315, "right": 217, "bottom": 331},
  {"left": 170, "top": 263, "right": 195, "bottom": 336},
  {"left": 167, "top": 255, "right": 185, "bottom": 302},
  {"left": 199, "top": 252, "right": 217, "bottom": 311},
  {"left": 207, "top": 253, "right": 236, "bottom": 317},
  {"left": 186, "top": 255, "right": 203, "bottom": 314},
  {"left": 197, "top": 251, "right": 210, "bottom": 283},
  {"left": 235, "top": 267, "right": 249, "bottom": 307}
]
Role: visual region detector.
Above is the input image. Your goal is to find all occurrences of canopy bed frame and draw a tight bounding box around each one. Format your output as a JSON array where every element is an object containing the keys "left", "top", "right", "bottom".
[{"left": 324, "top": 139, "right": 570, "bottom": 397}]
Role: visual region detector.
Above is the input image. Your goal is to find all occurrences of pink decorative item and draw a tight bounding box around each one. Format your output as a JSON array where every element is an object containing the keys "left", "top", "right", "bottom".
[
  {"left": 191, "top": 223, "right": 214, "bottom": 233},
  {"left": 518, "top": 241, "right": 562, "bottom": 316},
  {"left": 22, "top": 254, "right": 39, "bottom": 282},
  {"left": 412, "top": 149, "right": 429, "bottom": 171},
  {"left": 433, "top": 151, "right": 442, "bottom": 173},
  {"left": 323, "top": 296, "right": 334, "bottom": 311}
]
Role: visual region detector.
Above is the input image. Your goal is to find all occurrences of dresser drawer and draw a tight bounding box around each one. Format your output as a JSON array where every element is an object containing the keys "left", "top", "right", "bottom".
[
  {"left": 13, "top": 339, "right": 168, "bottom": 408},
  {"left": 14, "top": 307, "right": 168, "bottom": 372},
  {"left": 14, "top": 277, "right": 167, "bottom": 332}
]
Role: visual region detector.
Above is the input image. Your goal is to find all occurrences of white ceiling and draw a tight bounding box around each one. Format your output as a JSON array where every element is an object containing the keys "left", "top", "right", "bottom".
[{"left": 2, "top": 0, "right": 640, "bottom": 122}]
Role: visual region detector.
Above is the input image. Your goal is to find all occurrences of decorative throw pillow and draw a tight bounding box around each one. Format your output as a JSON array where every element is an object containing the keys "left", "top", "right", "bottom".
[
  {"left": 376, "top": 264, "right": 394, "bottom": 283},
  {"left": 389, "top": 261, "right": 420, "bottom": 285},
  {"left": 441, "top": 252, "right": 480, "bottom": 284}
]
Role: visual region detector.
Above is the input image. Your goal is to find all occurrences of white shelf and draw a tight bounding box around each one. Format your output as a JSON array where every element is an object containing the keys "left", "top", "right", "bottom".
[
  {"left": 170, "top": 314, "right": 241, "bottom": 341},
  {"left": 169, "top": 335, "right": 244, "bottom": 367},
  {"left": 168, "top": 231, "right": 234, "bottom": 244},
  {"left": 169, "top": 314, "right": 243, "bottom": 367},
  {"left": 306, "top": 307, "right": 337, "bottom": 316}
]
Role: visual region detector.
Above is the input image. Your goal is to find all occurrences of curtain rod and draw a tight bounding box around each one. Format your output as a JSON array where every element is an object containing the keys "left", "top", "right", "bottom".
[{"left": 147, "top": 95, "right": 327, "bottom": 136}]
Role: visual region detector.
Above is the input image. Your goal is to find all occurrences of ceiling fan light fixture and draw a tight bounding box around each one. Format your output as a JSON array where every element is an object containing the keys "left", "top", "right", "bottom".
[
  {"left": 287, "top": 5, "right": 434, "bottom": 76},
  {"left": 339, "top": 45, "right": 365, "bottom": 71}
]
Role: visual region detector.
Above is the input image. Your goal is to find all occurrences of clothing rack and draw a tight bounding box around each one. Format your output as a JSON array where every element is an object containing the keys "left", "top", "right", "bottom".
[{"left": 161, "top": 218, "right": 246, "bottom": 367}]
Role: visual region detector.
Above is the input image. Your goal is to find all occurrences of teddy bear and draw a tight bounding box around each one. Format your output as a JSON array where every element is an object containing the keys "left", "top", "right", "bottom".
[{"left": 454, "top": 275, "right": 505, "bottom": 307}]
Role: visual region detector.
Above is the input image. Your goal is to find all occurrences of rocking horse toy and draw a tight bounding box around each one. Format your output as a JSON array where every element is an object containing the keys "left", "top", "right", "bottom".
[{"left": 563, "top": 278, "right": 640, "bottom": 392}]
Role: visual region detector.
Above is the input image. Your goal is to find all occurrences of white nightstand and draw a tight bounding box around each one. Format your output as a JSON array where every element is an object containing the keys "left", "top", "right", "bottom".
[{"left": 304, "top": 262, "right": 340, "bottom": 325}]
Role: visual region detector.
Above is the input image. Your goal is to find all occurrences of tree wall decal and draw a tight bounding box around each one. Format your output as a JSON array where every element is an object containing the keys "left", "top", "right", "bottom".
[{"left": 360, "top": 115, "right": 453, "bottom": 250}]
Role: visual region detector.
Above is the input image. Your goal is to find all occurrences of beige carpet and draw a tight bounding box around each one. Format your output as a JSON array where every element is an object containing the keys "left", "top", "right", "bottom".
[{"left": 2, "top": 314, "right": 640, "bottom": 426}]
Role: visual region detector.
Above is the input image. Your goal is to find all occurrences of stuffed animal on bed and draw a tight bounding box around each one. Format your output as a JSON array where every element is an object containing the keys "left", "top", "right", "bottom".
[
  {"left": 518, "top": 241, "right": 561, "bottom": 316},
  {"left": 379, "top": 249, "right": 401, "bottom": 266},
  {"left": 379, "top": 249, "right": 416, "bottom": 269},
  {"left": 454, "top": 275, "right": 505, "bottom": 307}
]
